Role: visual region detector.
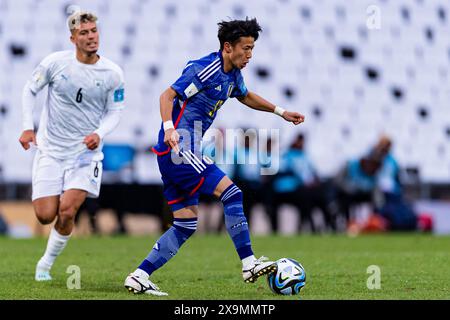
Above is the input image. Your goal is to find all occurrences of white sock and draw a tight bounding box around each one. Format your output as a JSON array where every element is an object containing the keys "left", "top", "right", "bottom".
[
  {"left": 37, "top": 227, "right": 71, "bottom": 271},
  {"left": 242, "top": 255, "right": 257, "bottom": 268},
  {"left": 133, "top": 268, "right": 149, "bottom": 279}
]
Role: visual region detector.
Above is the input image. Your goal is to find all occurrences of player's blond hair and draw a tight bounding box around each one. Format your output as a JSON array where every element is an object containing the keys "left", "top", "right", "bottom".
[{"left": 67, "top": 11, "right": 98, "bottom": 33}]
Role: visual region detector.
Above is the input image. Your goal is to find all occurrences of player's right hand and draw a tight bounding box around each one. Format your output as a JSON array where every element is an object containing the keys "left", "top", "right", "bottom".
[
  {"left": 19, "top": 130, "right": 37, "bottom": 150},
  {"left": 164, "top": 128, "right": 180, "bottom": 153}
]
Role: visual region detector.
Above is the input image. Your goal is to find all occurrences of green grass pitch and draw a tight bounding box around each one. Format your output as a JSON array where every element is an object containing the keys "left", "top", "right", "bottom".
[{"left": 1, "top": 233, "right": 449, "bottom": 300}]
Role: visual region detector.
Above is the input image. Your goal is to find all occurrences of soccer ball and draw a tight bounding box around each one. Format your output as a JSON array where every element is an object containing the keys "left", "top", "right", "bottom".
[{"left": 267, "top": 258, "right": 306, "bottom": 295}]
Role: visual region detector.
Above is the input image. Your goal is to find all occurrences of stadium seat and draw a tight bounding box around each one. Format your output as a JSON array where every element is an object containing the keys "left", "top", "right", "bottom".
[{"left": 1, "top": 0, "right": 450, "bottom": 182}]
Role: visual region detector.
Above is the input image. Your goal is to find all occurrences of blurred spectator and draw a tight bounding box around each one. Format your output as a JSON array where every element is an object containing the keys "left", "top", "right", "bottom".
[
  {"left": 233, "top": 130, "right": 263, "bottom": 223},
  {"left": 0, "top": 211, "right": 8, "bottom": 235},
  {"left": 374, "top": 135, "right": 402, "bottom": 195},
  {"left": 268, "top": 133, "right": 336, "bottom": 233},
  {"left": 373, "top": 136, "right": 418, "bottom": 231},
  {"left": 259, "top": 137, "right": 280, "bottom": 231},
  {"left": 334, "top": 152, "right": 382, "bottom": 228},
  {"left": 341, "top": 136, "right": 421, "bottom": 235}
]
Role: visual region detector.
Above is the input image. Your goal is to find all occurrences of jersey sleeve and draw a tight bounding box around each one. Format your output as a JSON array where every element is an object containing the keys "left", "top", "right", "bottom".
[
  {"left": 230, "top": 71, "right": 248, "bottom": 98},
  {"left": 28, "top": 54, "right": 57, "bottom": 94},
  {"left": 106, "top": 68, "right": 125, "bottom": 111},
  {"left": 171, "top": 62, "right": 205, "bottom": 101}
]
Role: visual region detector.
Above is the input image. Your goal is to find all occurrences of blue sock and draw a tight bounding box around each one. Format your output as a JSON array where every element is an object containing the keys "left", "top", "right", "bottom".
[
  {"left": 220, "top": 184, "right": 254, "bottom": 260},
  {"left": 138, "top": 217, "right": 197, "bottom": 276}
]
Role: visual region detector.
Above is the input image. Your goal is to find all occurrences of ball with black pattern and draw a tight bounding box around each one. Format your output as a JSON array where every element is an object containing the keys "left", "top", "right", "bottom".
[{"left": 267, "top": 258, "right": 306, "bottom": 295}]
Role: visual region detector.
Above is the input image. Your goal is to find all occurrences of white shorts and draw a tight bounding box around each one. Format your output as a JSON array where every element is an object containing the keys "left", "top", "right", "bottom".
[{"left": 32, "top": 150, "right": 103, "bottom": 201}]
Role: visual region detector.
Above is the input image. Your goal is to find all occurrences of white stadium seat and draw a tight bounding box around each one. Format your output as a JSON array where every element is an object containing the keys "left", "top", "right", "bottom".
[{"left": 1, "top": 0, "right": 449, "bottom": 182}]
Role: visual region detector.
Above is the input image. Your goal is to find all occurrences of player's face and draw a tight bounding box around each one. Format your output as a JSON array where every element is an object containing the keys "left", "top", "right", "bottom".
[
  {"left": 230, "top": 36, "right": 255, "bottom": 69},
  {"left": 71, "top": 22, "right": 99, "bottom": 54}
]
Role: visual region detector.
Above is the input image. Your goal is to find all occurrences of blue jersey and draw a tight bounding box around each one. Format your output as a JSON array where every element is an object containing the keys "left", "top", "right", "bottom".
[{"left": 152, "top": 51, "right": 248, "bottom": 155}]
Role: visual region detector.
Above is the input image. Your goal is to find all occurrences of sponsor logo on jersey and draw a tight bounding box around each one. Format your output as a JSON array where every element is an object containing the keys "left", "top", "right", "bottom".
[
  {"left": 94, "top": 79, "right": 103, "bottom": 87},
  {"left": 215, "top": 85, "right": 222, "bottom": 91}
]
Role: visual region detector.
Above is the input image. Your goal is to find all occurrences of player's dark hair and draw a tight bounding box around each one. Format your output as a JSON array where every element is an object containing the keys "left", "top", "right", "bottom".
[{"left": 218, "top": 17, "right": 262, "bottom": 50}]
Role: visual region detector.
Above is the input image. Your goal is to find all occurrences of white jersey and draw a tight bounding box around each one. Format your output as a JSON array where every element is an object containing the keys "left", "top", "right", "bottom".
[{"left": 28, "top": 50, "right": 125, "bottom": 160}]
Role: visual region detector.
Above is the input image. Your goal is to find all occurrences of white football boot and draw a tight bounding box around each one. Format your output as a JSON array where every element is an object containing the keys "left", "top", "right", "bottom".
[
  {"left": 242, "top": 256, "right": 277, "bottom": 283},
  {"left": 124, "top": 273, "right": 168, "bottom": 296},
  {"left": 35, "top": 260, "right": 52, "bottom": 281}
]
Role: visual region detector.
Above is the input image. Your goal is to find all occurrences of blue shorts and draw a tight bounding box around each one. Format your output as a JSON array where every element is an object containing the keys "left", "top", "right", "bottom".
[{"left": 156, "top": 150, "right": 226, "bottom": 211}]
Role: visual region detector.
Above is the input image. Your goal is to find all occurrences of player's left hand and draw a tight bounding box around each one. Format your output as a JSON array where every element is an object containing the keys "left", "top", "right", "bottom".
[
  {"left": 283, "top": 111, "right": 305, "bottom": 125},
  {"left": 84, "top": 133, "right": 101, "bottom": 150}
]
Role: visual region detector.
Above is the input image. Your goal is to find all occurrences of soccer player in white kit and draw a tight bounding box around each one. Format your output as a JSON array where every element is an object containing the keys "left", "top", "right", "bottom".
[{"left": 18, "top": 11, "right": 125, "bottom": 281}]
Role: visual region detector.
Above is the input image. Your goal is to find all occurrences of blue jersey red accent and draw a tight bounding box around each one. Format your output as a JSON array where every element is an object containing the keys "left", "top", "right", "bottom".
[
  {"left": 152, "top": 51, "right": 248, "bottom": 211},
  {"left": 152, "top": 51, "right": 248, "bottom": 155}
]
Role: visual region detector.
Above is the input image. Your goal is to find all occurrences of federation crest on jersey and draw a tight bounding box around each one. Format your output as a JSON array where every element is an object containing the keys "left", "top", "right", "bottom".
[
  {"left": 94, "top": 79, "right": 103, "bottom": 88},
  {"left": 114, "top": 88, "right": 125, "bottom": 102}
]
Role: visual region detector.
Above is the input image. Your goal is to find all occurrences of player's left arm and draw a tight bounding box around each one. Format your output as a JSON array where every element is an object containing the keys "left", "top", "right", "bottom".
[
  {"left": 84, "top": 109, "right": 123, "bottom": 150},
  {"left": 84, "top": 70, "right": 125, "bottom": 150},
  {"left": 237, "top": 91, "right": 305, "bottom": 125}
]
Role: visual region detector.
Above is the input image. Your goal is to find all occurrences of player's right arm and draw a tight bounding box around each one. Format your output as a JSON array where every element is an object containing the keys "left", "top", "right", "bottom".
[
  {"left": 160, "top": 87, "right": 180, "bottom": 153},
  {"left": 19, "top": 84, "right": 38, "bottom": 150},
  {"left": 19, "top": 53, "right": 55, "bottom": 150},
  {"left": 161, "top": 61, "right": 204, "bottom": 153}
]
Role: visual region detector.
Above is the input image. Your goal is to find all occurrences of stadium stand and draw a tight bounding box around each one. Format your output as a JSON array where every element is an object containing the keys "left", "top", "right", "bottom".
[{"left": 1, "top": 0, "right": 450, "bottom": 235}]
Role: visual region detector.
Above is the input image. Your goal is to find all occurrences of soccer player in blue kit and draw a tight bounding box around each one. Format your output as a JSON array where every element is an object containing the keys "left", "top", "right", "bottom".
[{"left": 125, "top": 18, "right": 305, "bottom": 296}]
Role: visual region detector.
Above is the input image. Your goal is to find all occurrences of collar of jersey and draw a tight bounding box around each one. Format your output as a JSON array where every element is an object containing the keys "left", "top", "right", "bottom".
[
  {"left": 73, "top": 51, "right": 102, "bottom": 68},
  {"left": 217, "top": 50, "right": 233, "bottom": 75}
]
